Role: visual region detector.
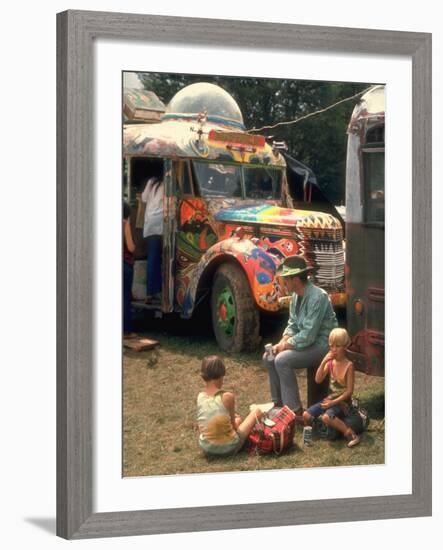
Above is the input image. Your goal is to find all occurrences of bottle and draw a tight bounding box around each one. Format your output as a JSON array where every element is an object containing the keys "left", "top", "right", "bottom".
[{"left": 303, "top": 426, "right": 313, "bottom": 446}]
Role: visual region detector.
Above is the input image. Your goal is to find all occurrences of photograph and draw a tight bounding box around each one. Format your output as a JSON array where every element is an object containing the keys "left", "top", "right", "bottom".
[
  {"left": 1, "top": 0, "right": 437, "bottom": 546},
  {"left": 121, "top": 71, "right": 385, "bottom": 477}
]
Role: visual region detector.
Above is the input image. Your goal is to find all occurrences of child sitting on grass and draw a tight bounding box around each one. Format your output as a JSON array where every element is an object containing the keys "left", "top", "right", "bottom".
[
  {"left": 196, "top": 355, "right": 263, "bottom": 457},
  {"left": 303, "top": 328, "right": 361, "bottom": 448}
]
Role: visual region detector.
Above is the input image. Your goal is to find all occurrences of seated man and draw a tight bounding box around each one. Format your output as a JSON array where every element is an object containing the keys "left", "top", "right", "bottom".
[{"left": 263, "top": 256, "right": 338, "bottom": 414}]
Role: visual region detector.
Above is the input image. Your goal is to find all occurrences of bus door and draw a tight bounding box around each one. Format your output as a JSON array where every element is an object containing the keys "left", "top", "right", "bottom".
[{"left": 162, "top": 159, "right": 177, "bottom": 312}]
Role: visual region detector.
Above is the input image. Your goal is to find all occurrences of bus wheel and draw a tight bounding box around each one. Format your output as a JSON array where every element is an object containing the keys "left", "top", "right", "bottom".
[{"left": 211, "top": 263, "right": 260, "bottom": 353}]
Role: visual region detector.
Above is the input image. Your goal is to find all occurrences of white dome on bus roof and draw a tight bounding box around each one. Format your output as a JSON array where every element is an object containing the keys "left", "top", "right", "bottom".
[{"left": 162, "top": 82, "right": 245, "bottom": 129}]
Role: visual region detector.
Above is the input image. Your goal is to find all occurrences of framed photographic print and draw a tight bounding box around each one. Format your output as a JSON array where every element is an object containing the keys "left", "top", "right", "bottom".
[{"left": 57, "top": 10, "right": 432, "bottom": 539}]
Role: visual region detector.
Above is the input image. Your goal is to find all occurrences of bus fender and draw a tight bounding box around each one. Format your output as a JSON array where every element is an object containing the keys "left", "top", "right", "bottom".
[{"left": 177, "top": 237, "right": 281, "bottom": 318}]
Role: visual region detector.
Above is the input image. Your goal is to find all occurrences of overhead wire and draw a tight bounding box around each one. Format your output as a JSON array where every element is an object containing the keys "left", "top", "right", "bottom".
[{"left": 247, "top": 85, "right": 374, "bottom": 134}]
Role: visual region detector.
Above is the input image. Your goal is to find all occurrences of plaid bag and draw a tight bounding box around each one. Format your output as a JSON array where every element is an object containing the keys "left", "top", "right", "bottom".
[{"left": 247, "top": 406, "right": 296, "bottom": 455}]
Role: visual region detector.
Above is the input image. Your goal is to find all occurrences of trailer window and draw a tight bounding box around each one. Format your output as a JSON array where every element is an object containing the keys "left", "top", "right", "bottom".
[
  {"left": 193, "top": 162, "right": 242, "bottom": 198},
  {"left": 365, "top": 125, "right": 384, "bottom": 145},
  {"left": 244, "top": 167, "right": 282, "bottom": 199},
  {"left": 174, "top": 160, "right": 193, "bottom": 195},
  {"left": 362, "top": 150, "right": 384, "bottom": 224}
]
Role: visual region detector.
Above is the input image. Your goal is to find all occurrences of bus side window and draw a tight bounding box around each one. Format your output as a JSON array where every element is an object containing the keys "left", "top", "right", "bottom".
[{"left": 174, "top": 161, "right": 193, "bottom": 196}]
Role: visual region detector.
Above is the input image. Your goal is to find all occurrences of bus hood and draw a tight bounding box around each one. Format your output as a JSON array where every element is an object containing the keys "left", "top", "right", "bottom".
[{"left": 214, "top": 203, "right": 342, "bottom": 231}]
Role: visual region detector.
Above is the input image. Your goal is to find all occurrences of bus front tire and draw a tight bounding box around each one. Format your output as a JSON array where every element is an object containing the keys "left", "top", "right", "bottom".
[{"left": 211, "top": 263, "right": 260, "bottom": 353}]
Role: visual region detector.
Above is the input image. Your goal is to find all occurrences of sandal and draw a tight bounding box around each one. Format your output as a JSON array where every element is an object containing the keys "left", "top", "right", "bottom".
[{"left": 347, "top": 434, "right": 361, "bottom": 448}]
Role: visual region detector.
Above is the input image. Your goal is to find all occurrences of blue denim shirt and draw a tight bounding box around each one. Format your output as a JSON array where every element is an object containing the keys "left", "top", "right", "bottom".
[{"left": 283, "top": 281, "right": 338, "bottom": 350}]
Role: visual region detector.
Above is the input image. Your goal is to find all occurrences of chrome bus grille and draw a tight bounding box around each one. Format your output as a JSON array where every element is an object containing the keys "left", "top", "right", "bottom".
[{"left": 302, "top": 239, "right": 345, "bottom": 291}]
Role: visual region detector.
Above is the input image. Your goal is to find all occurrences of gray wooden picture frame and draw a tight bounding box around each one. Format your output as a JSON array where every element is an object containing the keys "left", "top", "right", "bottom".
[{"left": 57, "top": 9, "right": 432, "bottom": 540}]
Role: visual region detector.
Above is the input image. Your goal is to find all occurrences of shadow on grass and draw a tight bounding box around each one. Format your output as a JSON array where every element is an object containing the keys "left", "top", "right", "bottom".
[
  {"left": 358, "top": 388, "right": 385, "bottom": 419},
  {"left": 201, "top": 441, "right": 300, "bottom": 465},
  {"left": 357, "top": 432, "right": 377, "bottom": 447},
  {"left": 131, "top": 306, "right": 288, "bottom": 363}
]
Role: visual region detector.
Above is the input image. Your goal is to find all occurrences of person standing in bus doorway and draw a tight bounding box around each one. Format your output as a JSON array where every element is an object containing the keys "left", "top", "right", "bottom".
[
  {"left": 263, "top": 256, "right": 338, "bottom": 415},
  {"left": 141, "top": 169, "right": 164, "bottom": 304}
]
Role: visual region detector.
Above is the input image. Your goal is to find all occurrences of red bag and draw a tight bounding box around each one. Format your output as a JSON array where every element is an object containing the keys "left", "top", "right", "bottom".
[{"left": 247, "top": 406, "right": 296, "bottom": 455}]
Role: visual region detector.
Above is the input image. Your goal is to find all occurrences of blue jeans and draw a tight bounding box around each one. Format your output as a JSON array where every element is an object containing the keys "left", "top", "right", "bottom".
[
  {"left": 145, "top": 235, "right": 162, "bottom": 296},
  {"left": 263, "top": 344, "right": 327, "bottom": 411},
  {"left": 306, "top": 402, "right": 345, "bottom": 419},
  {"left": 123, "top": 261, "right": 134, "bottom": 333}
]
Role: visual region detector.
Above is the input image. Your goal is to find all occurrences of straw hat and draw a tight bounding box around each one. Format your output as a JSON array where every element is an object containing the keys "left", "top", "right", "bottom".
[{"left": 275, "top": 256, "right": 313, "bottom": 278}]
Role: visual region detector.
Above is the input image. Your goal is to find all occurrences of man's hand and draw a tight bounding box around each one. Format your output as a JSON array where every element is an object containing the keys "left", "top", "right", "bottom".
[
  {"left": 272, "top": 341, "right": 285, "bottom": 355},
  {"left": 272, "top": 339, "right": 294, "bottom": 355}
]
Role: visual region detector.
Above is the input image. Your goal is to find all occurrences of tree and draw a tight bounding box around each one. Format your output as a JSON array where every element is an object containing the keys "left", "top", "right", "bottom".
[{"left": 136, "top": 72, "right": 369, "bottom": 203}]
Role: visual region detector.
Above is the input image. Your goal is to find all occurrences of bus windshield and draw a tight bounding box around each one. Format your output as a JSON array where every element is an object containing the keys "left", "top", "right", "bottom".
[
  {"left": 193, "top": 162, "right": 242, "bottom": 198},
  {"left": 193, "top": 161, "right": 282, "bottom": 200},
  {"left": 243, "top": 166, "right": 282, "bottom": 199}
]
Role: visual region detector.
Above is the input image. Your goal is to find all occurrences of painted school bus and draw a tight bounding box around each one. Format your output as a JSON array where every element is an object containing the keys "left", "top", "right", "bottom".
[
  {"left": 345, "top": 85, "right": 385, "bottom": 375},
  {"left": 124, "top": 82, "right": 346, "bottom": 352}
]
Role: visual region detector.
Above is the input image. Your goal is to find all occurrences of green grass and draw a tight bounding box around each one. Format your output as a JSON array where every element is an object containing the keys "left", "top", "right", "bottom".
[{"left": 123, "top": 313, "right": 385, "bottom": 477}]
